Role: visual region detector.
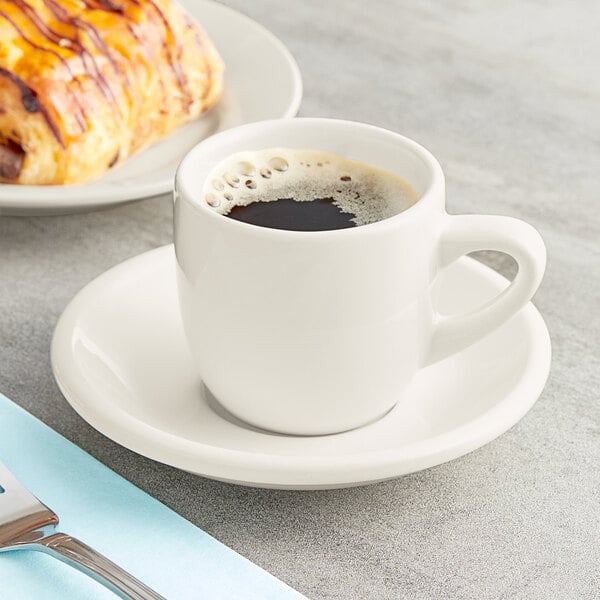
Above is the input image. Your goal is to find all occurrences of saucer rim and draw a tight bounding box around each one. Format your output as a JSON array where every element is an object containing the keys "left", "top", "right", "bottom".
[{"left": 51, "top": 245, "right": 551, "bottom": 489}]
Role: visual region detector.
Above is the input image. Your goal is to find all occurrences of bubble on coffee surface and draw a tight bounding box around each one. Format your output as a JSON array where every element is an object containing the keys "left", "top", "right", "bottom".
[
  {"left": 224, "top": 172, "right": 240, "bottom": 188},
  {"left": 204, "top": 192, "right": 220, "bottom": 208},
  {"left": 202, "top": 149, "right": 419, "bottom": 227},
  {"left": 268, "top": 156, "right": 289, "bottom": 172},
  {"left": 236, "top": 161, "right": 255, "bottom": 176}
]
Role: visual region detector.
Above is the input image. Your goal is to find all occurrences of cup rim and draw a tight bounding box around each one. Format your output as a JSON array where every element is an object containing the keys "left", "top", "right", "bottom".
[{"left": 175, "top": 117, "right": 445, "bottom": 238}]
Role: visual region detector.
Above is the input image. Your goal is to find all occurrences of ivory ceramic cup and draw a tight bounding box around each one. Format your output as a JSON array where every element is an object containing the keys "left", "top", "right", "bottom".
[{"left": 174, "top": 118, "right": 546, "bottom": 436}]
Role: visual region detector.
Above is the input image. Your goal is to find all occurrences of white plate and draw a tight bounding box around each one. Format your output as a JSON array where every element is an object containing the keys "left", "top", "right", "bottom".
[
  {"left": 0, "top": 1, "right": 302, "bottom": 216},
  {"left": 51, "top": 246, "right": 551, "bottom": 489}
]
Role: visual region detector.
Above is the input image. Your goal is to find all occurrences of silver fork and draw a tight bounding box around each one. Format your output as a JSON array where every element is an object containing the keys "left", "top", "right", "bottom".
[{"left": 0, "top": 459, "right": 165, "bottom": 599}]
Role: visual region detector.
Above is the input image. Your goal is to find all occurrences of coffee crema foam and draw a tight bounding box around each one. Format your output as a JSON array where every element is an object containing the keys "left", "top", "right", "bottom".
[{"left": 201, "top": 148, "right": 419, "bottom": 227}]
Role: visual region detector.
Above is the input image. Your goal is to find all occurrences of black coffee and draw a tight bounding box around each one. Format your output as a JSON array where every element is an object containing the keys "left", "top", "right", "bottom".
[
  {"left": 203, "top": 149, "right": 418, "bottom": 231},
  {"left": 227, "top": 197, "right": 356, "bottom": 231}
]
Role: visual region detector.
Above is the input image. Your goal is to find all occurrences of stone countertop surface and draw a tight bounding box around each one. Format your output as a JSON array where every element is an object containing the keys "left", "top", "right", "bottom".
[{"left": 1, "top": 1, "right": 598, "bottom": 598}]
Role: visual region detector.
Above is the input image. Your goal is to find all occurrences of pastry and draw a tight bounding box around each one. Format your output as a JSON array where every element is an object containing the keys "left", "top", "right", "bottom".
[{"left": 0, "top": 0, "right": 223, "bottom": 185}]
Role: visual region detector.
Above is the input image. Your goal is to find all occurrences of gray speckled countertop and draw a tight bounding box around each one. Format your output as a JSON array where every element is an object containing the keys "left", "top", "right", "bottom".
[{"left": 1, "top": 1, "right": 599, "bottom": 598}]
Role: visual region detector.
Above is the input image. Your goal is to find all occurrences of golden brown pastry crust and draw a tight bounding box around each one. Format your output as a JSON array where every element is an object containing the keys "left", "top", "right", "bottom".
[{"left": 0, "top": 0, "right": 223, "bottom": 184}]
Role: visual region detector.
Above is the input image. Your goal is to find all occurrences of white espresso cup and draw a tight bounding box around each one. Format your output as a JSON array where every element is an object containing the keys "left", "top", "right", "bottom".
[{"left": 174, "top": 118, "right": 546, "bottom": 436}]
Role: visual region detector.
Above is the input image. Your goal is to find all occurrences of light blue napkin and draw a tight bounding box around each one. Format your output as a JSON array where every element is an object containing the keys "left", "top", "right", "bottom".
[{"left": 0, "top": 394, "right": 305, "bottom": 599}]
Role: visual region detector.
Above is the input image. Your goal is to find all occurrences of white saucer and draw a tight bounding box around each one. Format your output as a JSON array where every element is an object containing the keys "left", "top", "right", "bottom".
[
  {"left": 0, "top": 1, "right": 302, "bottom": 215},
  {"left": 51, "top": 246, "right": 551, "bottom": 489}
]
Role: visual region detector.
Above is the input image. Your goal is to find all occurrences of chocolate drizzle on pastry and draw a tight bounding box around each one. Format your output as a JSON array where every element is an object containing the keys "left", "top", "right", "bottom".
[
  {"left": 108, "top": 150, "right": 120, "bottom": 167},
  {"left": 0, "top": 3, "right": 88, "bottom": 137},
  {"left": 41, "top": 0, "right": 122, "bottom": 106},
  {"left": 82, "top": 0, "right": 126, "bottom": 13},
  {"left": 130, "top": 0, "right": 192, "bottom": 103},
  {"left": 0, "top": 67, "right": 65, "bottom": 146},
  {"left": 0, "top": 139, "right": 25, "bottom": 180},
  {"left": 0, "top": 68, "right": 39, "bottom": 113}
]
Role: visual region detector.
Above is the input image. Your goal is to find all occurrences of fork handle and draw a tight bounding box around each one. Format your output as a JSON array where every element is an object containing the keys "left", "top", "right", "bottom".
[{"left": 36, "top": 533, "right": 166, "bottom": 600}]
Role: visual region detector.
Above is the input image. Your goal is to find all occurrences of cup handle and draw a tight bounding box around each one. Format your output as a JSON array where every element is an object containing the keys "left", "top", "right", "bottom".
[{"left": 425, "top": 214, "right": 546, "bottom": 365}]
